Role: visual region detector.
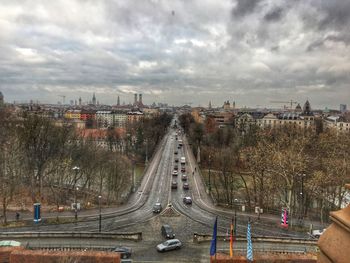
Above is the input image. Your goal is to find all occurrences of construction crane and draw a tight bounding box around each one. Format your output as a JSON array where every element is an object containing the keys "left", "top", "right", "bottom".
[
  {"left": 58, "top": 95, "right": 66, "bottom": 104},
  {"left": 270, "top": 100, "right": 298, "bottom": 109}
]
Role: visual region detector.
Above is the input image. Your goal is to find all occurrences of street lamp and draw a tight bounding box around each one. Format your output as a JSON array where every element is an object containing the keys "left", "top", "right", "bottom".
[
  {"left": 208, "top": 155, "right": 212, "bottom": 193},
  {"left": 98, "top": 195, "right": 102, "bottom": 232},
  {"left": 72, "top": 166, "right": 80, "bottom": 221}
]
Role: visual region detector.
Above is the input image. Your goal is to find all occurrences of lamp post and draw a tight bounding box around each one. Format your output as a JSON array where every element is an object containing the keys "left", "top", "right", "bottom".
[
  {"left": 72, "top": 166, "right": 80, "bottom": 221},
  {"left": 208, "top": 154, "right": 212, "bottom": 193},
  {"left": 299, "top": 173, "right": 306, "bottom": 225},
  {"left": 98, "top": 195, "right": 102, "bottom": 232}
]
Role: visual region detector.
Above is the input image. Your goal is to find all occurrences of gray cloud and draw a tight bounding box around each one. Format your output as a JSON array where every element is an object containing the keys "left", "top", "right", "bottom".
[
  {"left": 264, "top": 7, "right": 284, "bottom": 22},
  {"left": 231, "top": 0, "right": 262, "bottom": 18},
  {"left": 0, "top": 0, "right": 349, "bottom": 108}
]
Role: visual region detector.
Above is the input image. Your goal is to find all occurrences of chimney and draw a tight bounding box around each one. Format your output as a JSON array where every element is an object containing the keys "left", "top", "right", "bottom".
[
  {"left": 139, "top": 94, "right": 143, "bottom": 104},
  {"left": 134, "top": 94, "right": 137, "bottom": 105}
]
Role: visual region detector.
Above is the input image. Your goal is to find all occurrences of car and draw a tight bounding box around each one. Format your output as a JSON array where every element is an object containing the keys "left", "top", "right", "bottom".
[
  {"left": 171, "top": 181, "right": 178, "bottom": 189},
  {"left": 174, "top": 158, "right": 179, "bottom": 163},
  {"left": 153, "top": 202, "right": 162, "bottom": 213},
  {"left": 112, "top": 246, "right": 132, "bottom": 259},
  {"left": 174, "top": 164, "right": 178, "bottom": 170},
  {"left": 183, "top": 182, "right": 189, "bottom": 190},
  {"left": 181, "top": 167, "right": 186, "bottom": 172},
  {"left": 310, "top": 229, "right": 326, "bottom": 238},
  {"left": 181, "top": 174, "right": 187, "bottom": 181},
  {"left": 156, "top": 239, "right": 182, "bottom": 252},
  {"left": 183, "top": 196, "right": 192, "bottom": 204},
  {"left": 174, "top": 151, "right": 178, "bottom": 155},
  {"left": 161, "top": 224, "right": 175, "bottom": 239},
  {"left": 172, "top": 170, "right": 178, "bottom": 176}
]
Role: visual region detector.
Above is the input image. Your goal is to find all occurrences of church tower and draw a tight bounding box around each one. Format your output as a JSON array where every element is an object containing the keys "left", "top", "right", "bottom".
[{"left": 92, "top": 93, "right": 96, "bottom": 105}]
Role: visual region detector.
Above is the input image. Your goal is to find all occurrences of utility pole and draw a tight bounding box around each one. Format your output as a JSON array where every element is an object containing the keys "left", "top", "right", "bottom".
[
  {"left": 72, "top": 166, "right": 80, "bottom": 220},
  {"left": 98, "top": 195, "right": 102, "bottom": 232},
  {"left": 145, "top": 139, "right": 148, "bottom": 165},
  {"left": 208, "top": 155, "right": 212, "bottom": 194}
]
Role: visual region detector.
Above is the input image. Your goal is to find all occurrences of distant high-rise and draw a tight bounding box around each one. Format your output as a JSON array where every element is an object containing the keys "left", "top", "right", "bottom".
[
  {"left": 134, "top": 93, "right": 138, "bottom": 105},
  {"left": 340, "top": 104, "right": 347, "bottom": 113},
  {"left": 208, "top": 101, "right": 212, "bottom": 109},
  {"left": 0, "top": 91, "right": 4, "bottom": 106},
  {"left": 139, "top": 94, "right": 143, "bottom": 105},
  {"left": 117, "top": 95, "right": 120, "bottom": 106},
  {"left": 79, "top": 97, "right": 82, "bottom": 106},
  {"left": 92, "top": 93, "right": 96, "bottom": 105}
]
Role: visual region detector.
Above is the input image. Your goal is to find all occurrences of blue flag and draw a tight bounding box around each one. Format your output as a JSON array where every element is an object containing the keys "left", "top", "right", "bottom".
[
  {"left": 246, "top": 220, "right": 253, "bottom": 261},
  {"left": 210, "top": 216, "right": 218, "bottom": 256}
]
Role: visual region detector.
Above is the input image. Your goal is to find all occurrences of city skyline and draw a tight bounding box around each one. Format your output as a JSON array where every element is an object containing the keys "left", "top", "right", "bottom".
[{"left": 0, "top": 0, "right": 349, "bottom": 108}]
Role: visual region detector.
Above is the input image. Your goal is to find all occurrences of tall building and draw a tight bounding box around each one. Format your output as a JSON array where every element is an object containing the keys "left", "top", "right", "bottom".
[
  {"left": 303, "top": 100, "right": 312, "bottom": 115},
  {"left": 0, "top": 91, "right": 4, "bottom": 106},
  {"left": 208, "top": 101, "right": 212, "bottom": 109},
  {"left": 340, "top": 104, "right": 347, "bottom": 113},
  {"left": 79, "top": 97, "right": 82, "bottom": 106},
  {"left": 134, "top": 94, "right": 138, "bottom": 106},
  {"left": 223, "top": 100, "right": 230, "bottom": 110},
  {"left": 92, "top": 93, "right": 96, "bottom": 105},
  {"left": 117, "top": 95, "right": 120, "bottom": 106}
]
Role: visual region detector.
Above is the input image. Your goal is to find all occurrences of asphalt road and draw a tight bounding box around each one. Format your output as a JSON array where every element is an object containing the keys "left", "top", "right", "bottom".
[{"left": 1, "top": 119, "right": 320, "bottom": 262}]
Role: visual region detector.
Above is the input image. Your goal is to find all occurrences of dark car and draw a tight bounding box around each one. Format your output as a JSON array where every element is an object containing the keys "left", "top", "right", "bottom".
[
  {"left": 112, "top": 246, "right": 132, "bottom": 259},
  {"left": 161, "top": 224, "right": 175, "bottom": 239},
  {"left": 183, "top": 182, "right": 189, "bottom": 190},
  {"left": 183, "top": 196, "right": 192, "bottom": 205},
  {"left": 171, "top": 181, "right": 178, "bottom": 189},
  {"left": 181, "top": 166, "right": 185, "bottom": 172},
  {"left": 174, "top": 158, "right": 179, "bottom": 163},
  {"left": 174, "top": 151, "right": 178, "bottom": 155},
  {"left": 181, "top": 174, "right": 187, "bottom": 181},
  {"left": 174, "top": 164, "right": 178, "bottom": 170},
  {"left": 153, "top": 202, "right": 162, "bottom": 213}
]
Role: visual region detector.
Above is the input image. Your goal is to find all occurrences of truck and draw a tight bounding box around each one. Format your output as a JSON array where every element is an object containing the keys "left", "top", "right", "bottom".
[{"left": 180, "top": 157, "right": 186, "bottom": 165}]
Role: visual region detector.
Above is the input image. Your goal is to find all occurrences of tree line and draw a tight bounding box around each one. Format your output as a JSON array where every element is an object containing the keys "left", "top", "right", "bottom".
[
  {"left": 180, "top": 113, "right": 350, "bottom": 224},
  {"left": 0, "top": 108, "right": 172, "bottom": 224}
]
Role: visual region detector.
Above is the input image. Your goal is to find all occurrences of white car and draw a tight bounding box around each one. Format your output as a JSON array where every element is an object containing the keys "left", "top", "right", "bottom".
[
  {"left": 156, "top": 239, "right": 182, "bottom": 252},
  {"left": 310, "top": 229, "right": 326, "bottom": 238}
]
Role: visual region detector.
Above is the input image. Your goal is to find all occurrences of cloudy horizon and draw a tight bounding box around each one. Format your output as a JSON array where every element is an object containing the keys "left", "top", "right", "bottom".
[{"left": 0, "top": 0, "right": 349, "bottom": 109}]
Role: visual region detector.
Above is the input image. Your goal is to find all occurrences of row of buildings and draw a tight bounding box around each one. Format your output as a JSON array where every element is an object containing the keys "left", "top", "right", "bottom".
[{"left": 191, "top": 100, "right": 350, "bottom": 133}]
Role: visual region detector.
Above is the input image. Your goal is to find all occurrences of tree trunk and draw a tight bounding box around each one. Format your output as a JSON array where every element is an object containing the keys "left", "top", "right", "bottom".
[
  {"left": 2, "top": 197, "right": 7, "bottom": 225},
  {"left": 239, "top": 174, "right": 251, "bottom": 209}
]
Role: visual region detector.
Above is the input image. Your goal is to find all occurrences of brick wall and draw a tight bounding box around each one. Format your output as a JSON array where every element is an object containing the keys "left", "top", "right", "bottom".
[
  {"left": 0, "top": 247, "right": 24, "bottom": 263},
  {"left": 9, "top": 250, "right": 120, "bottom": 263}
]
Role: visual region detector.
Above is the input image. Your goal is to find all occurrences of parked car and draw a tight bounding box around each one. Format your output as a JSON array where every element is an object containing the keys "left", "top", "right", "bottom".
[
  {"left": 171, "top": 181, "right": 178, "bottom": 189},
  {"left": 174, "top": 151, "right": 178, "bottom": 155},
  {"left": 156, "top": 239, "right": 182, "bottom": 252},
  {"left": 172, "top": 170, "right": 178, "bottom": 176},
  {"left": 181, "top": 174, "right": 187, "bottom": 181},
  {"left": 183, "top": 196, "right": 192, "bottom": 205},
  {"left": 153, "top": 202, "right": 162, "bottom": 213},
  {"left": 174, "top": 158, "right": 179, "bottom": 163},
  {"left": 183, "top": 182, "right": 189, "bottom": 190},
  {"left": 112, "top": 246, "right": 132, "bottom": 259},
  {"left": 161, "top": 224, "right": 175, "bottom": 239},
  {"left": 181, "top": 167, "right": 186, "bottom": 172},
  {"left": 174, "top": 164, "right": 178, "bottom": 170}
]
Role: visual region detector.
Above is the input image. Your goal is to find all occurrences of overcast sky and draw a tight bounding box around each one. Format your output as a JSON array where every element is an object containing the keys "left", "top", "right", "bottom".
[{"left": 0, "top": 0, "right": 349, "bottom": 108}]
